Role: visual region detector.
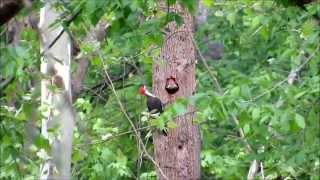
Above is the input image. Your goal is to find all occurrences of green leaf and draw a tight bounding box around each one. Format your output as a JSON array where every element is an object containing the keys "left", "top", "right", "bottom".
[
  {"left": 294, "top": 91, "right": 307, "bottom": 99},
  {"left": 251, "top": 16, "right": 260, "bottom": 28},
  {"left": 179, "top": 0, "right": 196, "bottom": 13},
  {"left": 73, "top": 149, "right": 84, "bottom": 162},
  {"left": 140, "top": 171, "right": 157, "bottom": 179},
  {"left": 173, "top": 103, "right": 186, "bottom": 115},
  {"left": 227, "top": 13, "right": 236, "bottom": 25},
  {"left": 202, "top": 0, "right": 214, "bottom": 7},
  {"left": 167, "top": 0, "right": 177, "bottom": 6},
  {"left": 295, "top": 113, "right": 306, "bottom": 129},
  {"left": 34, "top": 135, "right": 50, "bottom": 151},
  {"left": 166, "top": 12, "right": 183, "bottom": 26},
  {"left": 151, "top": 118, "right": 166, "bottom": 129},
  {"left": 189, "top": 93, "right": 207, "bottom": 105},
  {"left": 280, "top": 111, "right": 290, "bottom": 132},
  {"left": 214, "top": 10, "right": 224, "bottom": 17},
  {"left": 243, "top": 124, "right": 250, "bottom": 135},
  {"left": 93, "top": 163, "right": 103, "bottom": 172},
  {"left": 301, "top": 20, "right": 316, "bottom": 38},
  {"left": 230, "top": 86, "right": 240, "bottom": 96},
  {"left": 239, "top": 111, "right": 250, "bottom": 125},
  {"left": 252, "top": 108, "right": 260, "bottom": 120},
  {"left": 91, "top": 57, "right": 102, "bottom": 66},
  {"left": 167, "top": 121, "right": 177, "bottom": 129}
]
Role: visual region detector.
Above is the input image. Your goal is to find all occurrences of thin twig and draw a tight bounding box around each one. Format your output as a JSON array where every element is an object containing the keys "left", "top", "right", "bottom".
[
  {"left": 193, "top": 35, "right": 253, "bottom": 152},
  {"left": 90, "top": 65, "right": 136, "bottom": 91},
  {"left": 0, "top": 76, "right": 14, "bottom": 90},
  {"left": 250, "top": 25, "right": 264, "bottom": 37},
  {"left": 231, "top": 115, "right": 253, "bottom": 153},
  {"left": 261, "top": 162, "right": 265, "bottom": 179},
  {"left": 40, "top": 9, "right": 82, "bottom": 57},
  {"left": 248, "top": 79, "right": 287, "bottom": 102},
  {"left": 82, "top": 86, "right": 108, "bottom": 103},
  {"left": 76, "top": 126, "right": 152, "bottom": 147},
  {"left": 192, "top": 36, "right": 223, "bottom": 93},
  {"left": 244, "top": 44, "right": 320, "bottom": 103}
]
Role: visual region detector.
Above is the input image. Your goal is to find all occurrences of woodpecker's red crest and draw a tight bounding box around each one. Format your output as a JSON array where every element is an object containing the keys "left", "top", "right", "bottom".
[{"left": 139, "top": 85, "right": 146, "bottom": 95}]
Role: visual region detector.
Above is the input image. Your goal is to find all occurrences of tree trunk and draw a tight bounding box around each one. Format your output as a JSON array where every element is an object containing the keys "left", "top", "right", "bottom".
[
  {"left": 152, "top": 3, "right": 201, "bottom": 180},
  {"left": 39, "top": 1, "right": 74, "bottom": 179}
]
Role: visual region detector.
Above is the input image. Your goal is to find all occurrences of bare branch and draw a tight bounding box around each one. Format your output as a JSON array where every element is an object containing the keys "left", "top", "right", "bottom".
[
  {"left": 247, "top": 160, "right": 259, "bottom": 180},
  {"left": 192, "top": 36, "right": 223, "bottom": 93},
  {"left": 71, "top": 20, "right": 109, "bottom": 101},
  {"left": 40, "top": 9, "right": 82, "bottom": 57},
  {"left": 76, "top": 126, "right": 153, "bottom": 147},
  {"left": 0, "top": 77, "right": 14, "bottom": 90}
]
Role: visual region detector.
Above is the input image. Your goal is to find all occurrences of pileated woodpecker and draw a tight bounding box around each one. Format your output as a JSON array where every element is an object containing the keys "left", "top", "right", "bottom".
[
  {"left": 139, "top": 85, "right": 163, "bottom": 114},
  {"left": 139, "top": 85, "right": 168, "bottom": 135}
]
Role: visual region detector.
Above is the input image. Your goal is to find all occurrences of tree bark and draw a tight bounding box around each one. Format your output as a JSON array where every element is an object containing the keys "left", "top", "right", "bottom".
[
  {"left": 39, "top": 1, "right": 74, "bottom": 179},
  {"left": 152, "top": 3, "right": 200, "bottom": 180}
]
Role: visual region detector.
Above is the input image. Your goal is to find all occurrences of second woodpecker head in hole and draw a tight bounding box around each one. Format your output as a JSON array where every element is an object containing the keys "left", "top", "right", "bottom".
[{"left": 165, "top": 76, "right": 179, "bottom": 94}]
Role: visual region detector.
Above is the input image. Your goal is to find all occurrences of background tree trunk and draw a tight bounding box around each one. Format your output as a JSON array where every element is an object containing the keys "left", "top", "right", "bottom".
[
  {"left": 39, "top": 1, "right": 74, "bottom": 179},
  {"left": 152, "top": 3, "right": 201, "bottom": 180},
  {"left": 0, "top": 0, "right": 23, "bottom": 26}
]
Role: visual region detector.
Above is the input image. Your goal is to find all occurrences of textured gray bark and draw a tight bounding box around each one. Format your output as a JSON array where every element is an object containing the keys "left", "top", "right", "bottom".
[{"left": 152, "top": 3, "right": 201, "bottom": 180}]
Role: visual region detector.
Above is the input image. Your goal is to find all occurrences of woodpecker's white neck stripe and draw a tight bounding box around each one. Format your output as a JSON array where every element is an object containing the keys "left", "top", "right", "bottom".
[{"left": 145, "top": 89, "right": 156, "bottom": 97}]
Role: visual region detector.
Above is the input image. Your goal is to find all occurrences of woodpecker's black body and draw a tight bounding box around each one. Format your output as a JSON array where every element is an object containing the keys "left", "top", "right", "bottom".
[
  {"left": 146, "top": 95, "right": 163, "bottom": 114},
  {"left": 139, "top": 85, "right": 167, "bottom": 135},
  {"left": 139, "top": 85, "right": 164, "bottom": 114}
]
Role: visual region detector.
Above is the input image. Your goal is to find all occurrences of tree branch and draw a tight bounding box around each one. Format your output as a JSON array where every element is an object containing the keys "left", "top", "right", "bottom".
[
  {"left": 71, "top": 20, "right": 109, "bottom": 101},
  {"left": 0, "top": 77, "right": 14, "bottom": 90},
  {"left": 40, "top": 8, "right": 82, "bottom": 57},
  {"left": 90, "top": 65, "right": 136, "bottom": 91}
]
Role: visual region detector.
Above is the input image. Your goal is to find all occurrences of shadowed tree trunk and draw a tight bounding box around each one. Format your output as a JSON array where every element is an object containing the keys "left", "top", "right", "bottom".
[{"left": 152, "top": 3, "right": 200, "bottom": 180}]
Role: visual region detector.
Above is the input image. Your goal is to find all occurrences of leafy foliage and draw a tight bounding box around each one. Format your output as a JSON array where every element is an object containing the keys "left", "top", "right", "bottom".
[{"left": 196, "top": 1, "right": 320, "bottom": 179}]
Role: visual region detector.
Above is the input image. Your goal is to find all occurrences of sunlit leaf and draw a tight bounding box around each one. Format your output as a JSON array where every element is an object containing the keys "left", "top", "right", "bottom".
[{"left": 295, "top": 113, "right": 306, "bottom": 129}]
